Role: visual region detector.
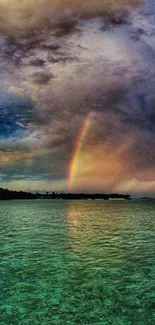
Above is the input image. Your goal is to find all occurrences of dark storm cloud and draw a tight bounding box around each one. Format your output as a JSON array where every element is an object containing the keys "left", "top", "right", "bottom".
[
  {"left": 24, "top": 54, "right": 155, "bottom": 186},
  {"left": 1, "top": 0, "right": 155, "bottom": 193},
  {"left": 29, "top": 58, "right": 45, "bottom": 67},
  {"left": 0, "top": 34, "right": 77, "bottom": 74},
  {"left": 0, "top": 0, "right": 141, "bottom": 36},
  {"left": 31, "top": 72, "right": 53, "bottom": 85},
  {"left": 0, "top": 0, "right": 142, "bottom": 71},
  {"left": 34, "top": 71, "right": 149, "bottom": 134}
]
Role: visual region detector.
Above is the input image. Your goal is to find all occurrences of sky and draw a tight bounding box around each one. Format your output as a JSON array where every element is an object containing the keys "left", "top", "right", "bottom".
[{"left": 0, "top": 0, "right": 155, "bottom": 196}]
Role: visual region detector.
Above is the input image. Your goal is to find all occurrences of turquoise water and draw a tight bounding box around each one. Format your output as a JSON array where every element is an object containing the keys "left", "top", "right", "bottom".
[{"left": 0, "top": 200, "right": 155, "bottom": 325}]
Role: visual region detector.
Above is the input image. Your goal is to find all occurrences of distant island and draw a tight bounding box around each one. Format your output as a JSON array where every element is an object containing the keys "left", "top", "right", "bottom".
[
  {"left": 0, "top": 188, "right": 131, "bottom": 200},
  {"left": 140, "top": 197, "right": 155, "bottom": 200}
]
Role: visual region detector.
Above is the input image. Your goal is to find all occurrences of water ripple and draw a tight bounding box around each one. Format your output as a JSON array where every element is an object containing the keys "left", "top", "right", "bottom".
[{"left": 0, "top": 199, "right": 155, "bottom": 324}]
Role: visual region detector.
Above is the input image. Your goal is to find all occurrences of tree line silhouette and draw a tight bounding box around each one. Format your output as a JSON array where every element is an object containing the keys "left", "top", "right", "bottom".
[{"left": 0, "top": 188, "right": 131, "bottom": 200}]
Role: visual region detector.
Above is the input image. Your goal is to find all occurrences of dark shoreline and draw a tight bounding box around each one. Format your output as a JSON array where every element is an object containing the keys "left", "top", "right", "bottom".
[{"left": 0, "top": 188, "right": 131, "bottom": 201}]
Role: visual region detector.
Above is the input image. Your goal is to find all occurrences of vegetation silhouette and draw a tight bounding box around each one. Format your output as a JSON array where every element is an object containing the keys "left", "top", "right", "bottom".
[{"left": 0, "top": 188, "right": 131, "bottom": 200}]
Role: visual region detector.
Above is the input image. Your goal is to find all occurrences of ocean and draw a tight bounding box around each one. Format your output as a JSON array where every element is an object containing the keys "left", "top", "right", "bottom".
[{"left": 0, "top": 199, "right": 155, "bottom": 325}]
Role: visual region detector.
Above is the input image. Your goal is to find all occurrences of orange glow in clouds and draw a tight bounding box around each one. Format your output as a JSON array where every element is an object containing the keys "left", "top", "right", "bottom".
[{"left": 68, "top": 113, "right": 137, "bottom": 192}]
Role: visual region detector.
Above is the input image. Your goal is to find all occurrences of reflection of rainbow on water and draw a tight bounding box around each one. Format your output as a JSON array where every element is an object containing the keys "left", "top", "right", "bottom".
[{"left": 68, "top": 111, "right": 95, "bottom": 190}]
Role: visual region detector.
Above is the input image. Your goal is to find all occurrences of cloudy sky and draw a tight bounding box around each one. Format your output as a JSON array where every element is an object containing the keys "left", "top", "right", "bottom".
[{"left": 0, "top": 0, "right": 155, "bottom": 196}]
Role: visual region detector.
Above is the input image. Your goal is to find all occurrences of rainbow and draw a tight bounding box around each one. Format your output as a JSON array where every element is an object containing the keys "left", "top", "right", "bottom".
[{"left": 68, "top": 111, "right": 94, "bottom": 190}]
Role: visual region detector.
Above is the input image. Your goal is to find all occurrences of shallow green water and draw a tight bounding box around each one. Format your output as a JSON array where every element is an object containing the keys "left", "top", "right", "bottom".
[{"left": 0, "top": 199, "right": 155, "bottom": 325}]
